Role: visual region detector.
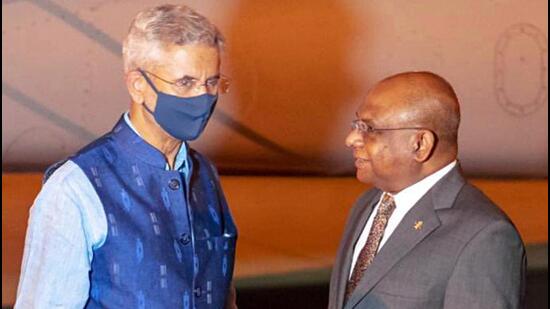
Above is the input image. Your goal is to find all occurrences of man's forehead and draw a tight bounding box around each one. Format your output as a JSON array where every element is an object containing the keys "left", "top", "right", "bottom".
[
  {"left": 357, "top": 90, "right": 415, "bottom": 124},
  {"left": 153, "top": 45, "right": 220, "bottom": 77}
]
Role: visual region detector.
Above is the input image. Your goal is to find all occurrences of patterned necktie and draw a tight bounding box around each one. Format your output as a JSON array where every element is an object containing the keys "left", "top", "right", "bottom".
[{"left": 345, "top": 193, "right": 396, "bottom": 301}]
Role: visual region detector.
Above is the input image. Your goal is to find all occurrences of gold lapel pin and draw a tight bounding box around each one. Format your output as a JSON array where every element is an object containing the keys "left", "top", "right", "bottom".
[{"left": 414, "top": 221, "right": 424, "bottom": 230}]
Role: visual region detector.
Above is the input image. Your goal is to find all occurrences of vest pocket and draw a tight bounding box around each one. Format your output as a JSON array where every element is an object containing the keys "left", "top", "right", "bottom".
[{"left": 192, "top": 234, "right": 237, "bottom": 306}]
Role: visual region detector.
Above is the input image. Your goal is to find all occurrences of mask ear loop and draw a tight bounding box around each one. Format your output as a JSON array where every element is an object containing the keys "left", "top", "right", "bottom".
[{"left": 137, "top": 68, "right": 158, "bottom": 115}]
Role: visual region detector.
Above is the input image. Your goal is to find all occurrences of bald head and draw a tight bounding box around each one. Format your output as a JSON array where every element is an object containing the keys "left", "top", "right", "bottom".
[{"left": 369, "top": 71, "right": 460, "bottom": 147}]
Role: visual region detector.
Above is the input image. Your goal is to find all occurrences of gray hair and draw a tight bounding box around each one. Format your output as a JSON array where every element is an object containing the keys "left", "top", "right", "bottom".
[{"left": 122, "top": 4, "right": 224, "bottom": 73}]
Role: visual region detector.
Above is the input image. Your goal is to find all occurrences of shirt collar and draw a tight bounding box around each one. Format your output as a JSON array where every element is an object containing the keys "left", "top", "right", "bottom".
[
  {"left": 122, "top": 112, "right": 188, "bottom": 172},
  {"left": 392, "top": 160, "right": 457, "bottom": 209}
]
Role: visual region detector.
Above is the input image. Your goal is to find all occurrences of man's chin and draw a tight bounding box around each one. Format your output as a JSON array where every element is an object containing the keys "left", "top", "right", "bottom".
[{"left": 355, "top": 169, "right": 372, "bottom": 185}]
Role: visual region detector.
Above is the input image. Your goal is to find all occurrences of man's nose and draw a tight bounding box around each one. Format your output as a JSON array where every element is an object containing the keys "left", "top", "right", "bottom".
[
  {"left": 191, "top": 83, "right": 209, "bottom": 95},
  {"left": 345, "top": 129, "right": 364, "bottom": 148}
]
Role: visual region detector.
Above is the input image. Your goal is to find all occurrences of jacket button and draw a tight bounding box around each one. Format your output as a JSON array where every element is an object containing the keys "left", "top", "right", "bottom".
[
  {"left": 194, "top": 287, "right": 202, "bottom": 297},
  {"left": 169, "top": 179, "right": 180, "bottom": 190},
  {"left": 179, "top": 233, "right": 191, "bottom": 245}
]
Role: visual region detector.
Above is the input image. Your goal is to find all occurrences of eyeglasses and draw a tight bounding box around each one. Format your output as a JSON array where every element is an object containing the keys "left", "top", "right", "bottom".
[
  {"left": 351, "top": 119, "right": 431, "bottom": 135},
  {"left": 140, "top": 69, "right": 230, "bottom": 95}
]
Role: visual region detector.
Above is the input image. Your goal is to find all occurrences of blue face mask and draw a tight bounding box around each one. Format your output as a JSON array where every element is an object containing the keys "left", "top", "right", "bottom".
[{"left": 139, "top": 70, "right": 218, "bottom": 141}]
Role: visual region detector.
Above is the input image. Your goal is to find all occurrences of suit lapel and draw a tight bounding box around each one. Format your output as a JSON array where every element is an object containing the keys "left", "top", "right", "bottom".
[
  {"left": 346, "top": 166, "right": 466, "bottom": 308},
  {"left": 346, "top": 196, "right": 440, "bottom": 308}
]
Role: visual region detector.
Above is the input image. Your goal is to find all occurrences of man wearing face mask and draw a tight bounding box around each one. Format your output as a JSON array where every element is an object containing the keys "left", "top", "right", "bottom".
[{"left": 15, "top": 5, "right": 238, "bottom": 309}]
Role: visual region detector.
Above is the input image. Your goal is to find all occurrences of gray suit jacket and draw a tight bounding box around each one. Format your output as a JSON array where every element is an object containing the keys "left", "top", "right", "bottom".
[{"left": 329, "top": 167, "right": 526, "bottom": 309}]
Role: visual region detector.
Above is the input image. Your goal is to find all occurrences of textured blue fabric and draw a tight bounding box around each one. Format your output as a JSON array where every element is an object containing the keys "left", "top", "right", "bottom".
[{"left": 69, "top": 116, "right": 236, "bottom": 308}]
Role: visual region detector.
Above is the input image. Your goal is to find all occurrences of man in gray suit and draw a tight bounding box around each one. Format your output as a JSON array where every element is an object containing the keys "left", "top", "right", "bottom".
[{"left": 329, "top": 71, "right": 526, "bottom": 309}]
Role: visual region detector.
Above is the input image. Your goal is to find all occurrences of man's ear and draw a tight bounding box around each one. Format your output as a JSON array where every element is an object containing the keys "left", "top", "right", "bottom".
[
  {"left": 126, "top": 71, "right": 146, "bottom": 105},
  {"left": 411, "top": 130, "right": 436, "bottom": 162}
]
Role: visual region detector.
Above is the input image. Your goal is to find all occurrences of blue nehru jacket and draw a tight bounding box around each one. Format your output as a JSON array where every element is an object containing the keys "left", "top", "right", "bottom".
[{"left": 48, "top": 116, "right": 237, "bottom": 308}]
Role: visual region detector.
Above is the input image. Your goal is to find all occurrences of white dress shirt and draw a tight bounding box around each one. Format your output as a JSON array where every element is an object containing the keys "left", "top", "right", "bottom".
[{"left": 349, "top": 161, "right": 457, "bottom": 277}]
